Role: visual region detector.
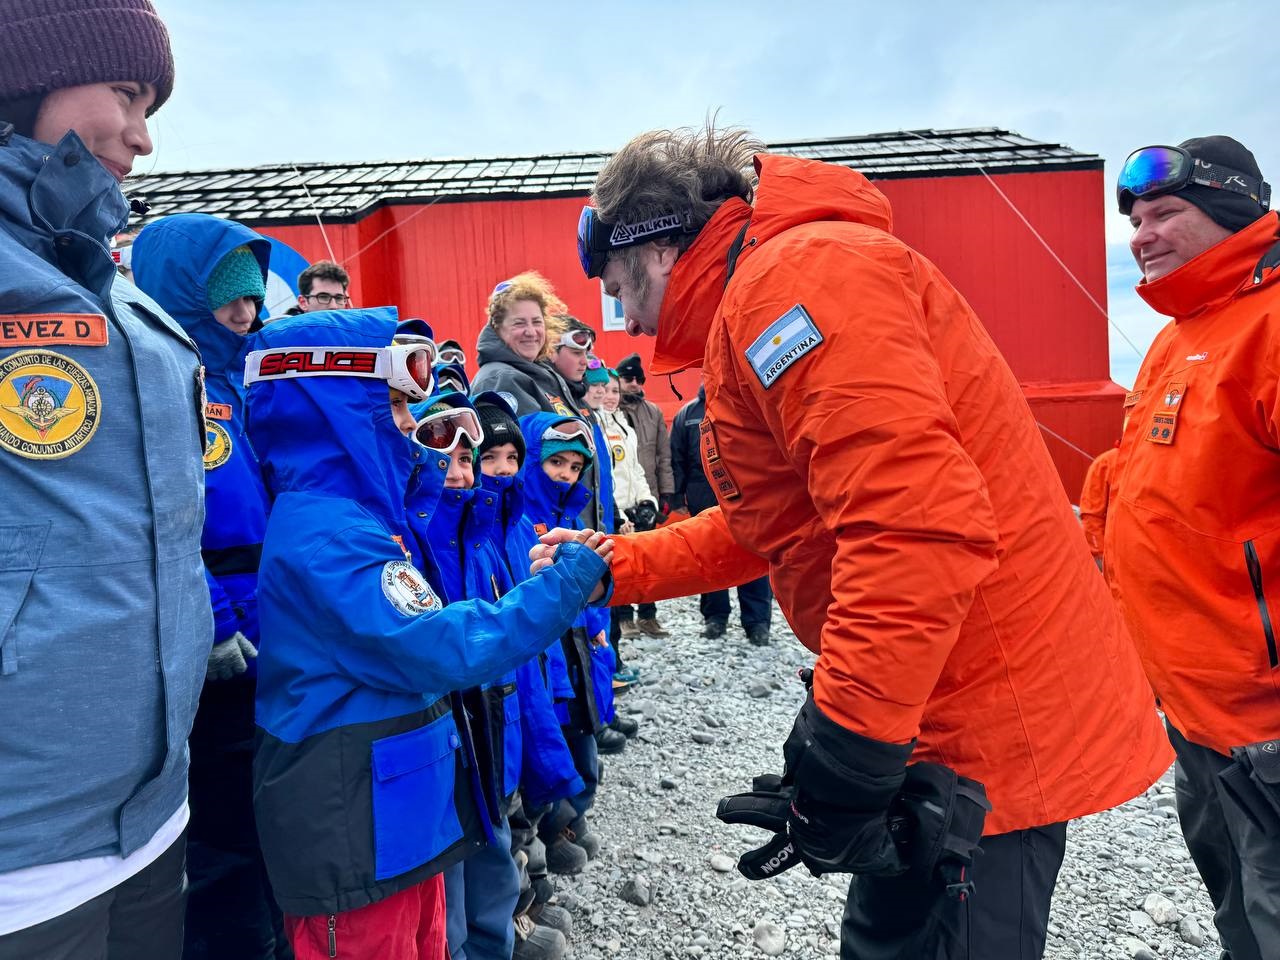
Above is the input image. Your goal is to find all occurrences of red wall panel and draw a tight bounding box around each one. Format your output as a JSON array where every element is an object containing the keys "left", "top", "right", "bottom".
[{"left": 251, "top": 167, "right": 1119, "bottom": 498}]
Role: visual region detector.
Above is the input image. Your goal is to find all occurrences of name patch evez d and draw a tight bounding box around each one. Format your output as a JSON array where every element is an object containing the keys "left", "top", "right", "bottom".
[
  {"left": 745, "top": 305, "right": 824, "bottom": 389},
  {"left": 0, "top": 313, "right": 108, "bottom": 347}
]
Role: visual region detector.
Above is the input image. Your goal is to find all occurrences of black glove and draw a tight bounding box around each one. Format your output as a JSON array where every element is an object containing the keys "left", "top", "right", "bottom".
[
  {"left": 658, "top": 493, "right": 675, "bottom": 518},
  {"left": 718, "top": 694, "right": 912, "bottom": 878}
]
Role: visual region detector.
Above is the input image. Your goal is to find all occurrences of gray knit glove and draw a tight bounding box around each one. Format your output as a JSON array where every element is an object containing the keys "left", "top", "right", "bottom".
[{"left": 206, "top": 632, "right": 258, "bottom": 681}]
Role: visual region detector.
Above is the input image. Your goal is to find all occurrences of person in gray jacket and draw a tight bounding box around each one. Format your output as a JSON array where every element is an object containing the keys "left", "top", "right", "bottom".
[
  {"left": 471, "top": 272, "right": 580, "bottom": 418},
  {"left": 0, "top": 4, "right": 210, "bottom": 958}
]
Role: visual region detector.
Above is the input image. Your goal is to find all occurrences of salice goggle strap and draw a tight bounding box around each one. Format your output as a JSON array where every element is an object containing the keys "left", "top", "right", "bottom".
[
  {"left": 577, "top": 205, "right": 697, "bottom": 279},
  {"left": 243, "top": 342, "right": 436, "bottom": 400},
  {"left": 542, "top": 419, "right": 595, "bottom": 453},
  {"left": 414, "top": 405, "right": 484, "bottom": 453},
  {"left": 1117, "top": 144, "right": 1272, "bottom": 213},
  {"left": 555, "top": 328, "right": 594, "bottom": 350}
]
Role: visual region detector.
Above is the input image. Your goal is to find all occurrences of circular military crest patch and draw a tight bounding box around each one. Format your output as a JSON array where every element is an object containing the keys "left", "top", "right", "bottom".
[
  {"left": 204, "top": 421, "right": 232, "bottom": 470},
  {"left": 0, "top": 350, "right": 101, "bottom": 459},
  {"left": 611, "top": 442, "right": 625, "bottom": 463},
  {"left": 380, "top": 560, "right": 443, "bottom": 617}
]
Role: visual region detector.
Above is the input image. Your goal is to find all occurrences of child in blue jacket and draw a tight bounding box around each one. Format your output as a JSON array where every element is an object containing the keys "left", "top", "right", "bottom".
[
  {"left": 516, "top": 412, "right": 619, "bottom": 870},
  {"left": 131, "top": 214, "right": 284, "bottom": 959},
  {"left": 243, "top": 308, "right": 610, "bottom": 960}
]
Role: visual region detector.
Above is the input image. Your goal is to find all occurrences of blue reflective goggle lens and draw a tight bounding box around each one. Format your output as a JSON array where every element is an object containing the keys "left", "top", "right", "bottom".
[
  {"left": 1118, "top": 146, "right": 1189, "bottom": 201},
  {"left": 577, "top": 206, "right": 603, "bottom": 279}
]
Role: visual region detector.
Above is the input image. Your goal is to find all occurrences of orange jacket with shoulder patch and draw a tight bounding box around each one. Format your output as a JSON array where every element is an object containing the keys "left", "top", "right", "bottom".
[
  {"left": 608, "top": 154, "right": 1171, "bottom": 835},
  {"left": 1107, "top": 212, "right": 1280, "bottom": 756}
]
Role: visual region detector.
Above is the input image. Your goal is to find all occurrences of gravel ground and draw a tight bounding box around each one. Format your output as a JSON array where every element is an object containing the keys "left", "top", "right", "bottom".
[{"left": 555, "top": 594, "right": 1222, "bottom": 960}]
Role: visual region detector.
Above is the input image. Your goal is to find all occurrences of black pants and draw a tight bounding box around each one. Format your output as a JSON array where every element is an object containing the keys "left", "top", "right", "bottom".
[
  {"left": 1169, "top": 722, "right": 1280, "bottom": 960},
  {"left": 0, "top": 832, "right": 187, "bottom": 960},
  {"left": 183, "top": 677, "right": 291, "bottom": 960},
  {"left": 700, "top": 574, "right": 773, "bottom": 629},
  {"left": 614, "top": 602, "right": 657, "bottom": 622},
  {"left": 841, "top": 822, "right": 1066, "bottom": 959}
]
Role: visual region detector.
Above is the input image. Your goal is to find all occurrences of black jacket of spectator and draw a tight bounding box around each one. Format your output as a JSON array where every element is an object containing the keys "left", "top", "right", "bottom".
[{"left": 671, "top": 386, "right": 717, "bottom": 515}]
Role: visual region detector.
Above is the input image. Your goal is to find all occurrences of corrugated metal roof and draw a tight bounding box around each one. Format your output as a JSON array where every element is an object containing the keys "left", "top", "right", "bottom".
[{"left": 125, "top": 127, "right": 1100, "bottom": 225}]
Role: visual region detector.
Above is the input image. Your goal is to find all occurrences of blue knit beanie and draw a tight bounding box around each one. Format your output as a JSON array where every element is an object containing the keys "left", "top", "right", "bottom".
[{"left": 206, "top": 245, "right": 265, "bottom": 312}]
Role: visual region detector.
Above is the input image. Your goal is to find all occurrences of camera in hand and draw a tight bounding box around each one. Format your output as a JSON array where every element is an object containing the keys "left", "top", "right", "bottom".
[{"left": 625, "top": 500, "right": 659, "bottom": 532}]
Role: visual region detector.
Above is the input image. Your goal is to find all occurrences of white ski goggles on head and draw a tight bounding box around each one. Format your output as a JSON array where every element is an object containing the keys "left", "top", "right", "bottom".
[
  {"left": 541, "top": 419, "right": 595, "bottom": 452},
  {"left": 438, "top": 346, "right": 466, "bottom": 365},
  {"left": 414, "top": 405, "right": 484, "bottom": 454},
  {"left": 244, "top": 341, "right": 436, "bottom": 400},
  {"left": 554, "top": 328, "right": 594, "bottom": 351}
]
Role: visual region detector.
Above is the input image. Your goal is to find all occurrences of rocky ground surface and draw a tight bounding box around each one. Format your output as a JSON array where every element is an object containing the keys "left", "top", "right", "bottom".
[{"left": 554, "top": 595, "right": 1221, "bottom": 959}]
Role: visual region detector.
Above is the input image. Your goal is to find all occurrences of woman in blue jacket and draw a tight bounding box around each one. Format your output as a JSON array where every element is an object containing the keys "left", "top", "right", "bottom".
[
  {"left": 0, "top": 5, "right": 209, "bottom": 955},
  {"left": 243, "top": 307, "right": 610, "bottom": 960},
  {"left": 132, "top": 213, "right": 284, "bottom": 960}
]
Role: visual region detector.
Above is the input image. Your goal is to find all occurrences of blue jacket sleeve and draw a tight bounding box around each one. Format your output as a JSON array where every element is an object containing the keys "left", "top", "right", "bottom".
[
  {"left": 206, "top": 568, "right": 239, "bottom": 647},
  {"left": 516, "top": 657, "right": 584, "bottom": 807},
  {"left": 302, "top": 524, "right": 608, "bottom": 695}
]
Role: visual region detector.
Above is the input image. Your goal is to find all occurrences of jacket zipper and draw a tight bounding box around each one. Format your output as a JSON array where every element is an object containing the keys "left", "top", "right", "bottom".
[
  {"left": 1244, "top": 540, "right": 1279, "bottom": 668},
  {"left": 327, "top": 914, "right": 337, "bottom": 957}
]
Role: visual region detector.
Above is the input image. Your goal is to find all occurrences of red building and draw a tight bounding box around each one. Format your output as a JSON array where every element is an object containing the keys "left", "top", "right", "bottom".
[{"left": 129, "top": 128, "right": 1121, "bottom": 498}]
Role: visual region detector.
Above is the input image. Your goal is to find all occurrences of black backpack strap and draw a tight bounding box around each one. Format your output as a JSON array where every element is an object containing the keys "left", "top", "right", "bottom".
[
  {"left": 724, "top": 221, "right": 752, "bottom": 288},
  {"left": 1254, "top": 236, "right": 1280, "bottom": 285}
]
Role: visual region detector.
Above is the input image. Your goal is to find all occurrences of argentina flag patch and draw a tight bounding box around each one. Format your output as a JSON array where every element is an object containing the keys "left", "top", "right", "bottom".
[{"left": 745, "top": 304, "right": 824, "bottom": 389}]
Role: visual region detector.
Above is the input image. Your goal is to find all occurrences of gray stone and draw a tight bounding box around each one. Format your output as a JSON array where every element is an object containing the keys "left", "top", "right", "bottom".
[
  {"left": 619, "top": 877, "right": 652, "bottom": 907},
  {"left": 709, "top": 854, "right": 736, "bottom": 873},
  {"left": 752, "top": 920, "right": 786, "bottom": 956},
  {"left": 691, "top": 731, "right": 715, "bottom": 745},
  {"left": 1142, "top": 892, "right": 1180, "bottom": 925},
  {"left": 700, "top": 712, "right": 723, "bottom": 729},
  {"left": 1117, "top": 936, "right": 1156, "bottom": 960},
  {"left": 747, "top": 682, "right": 772, "bottom": 699},
  {"left": 1178, "top": 916, "right": 1206, "bottom": 946},
  {"left": 660, "top": 777, "right": 678, "bottom": 790}
]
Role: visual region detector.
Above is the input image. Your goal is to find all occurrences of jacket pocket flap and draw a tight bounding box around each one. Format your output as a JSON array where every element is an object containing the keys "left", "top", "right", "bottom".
[
  {"left": 0, "top": 523, "right": 50, "bottom": 572},
  {"left": 372, "top": 716, "right": 461, "bottom": 781},
  {"left": 1244, "top": 741, "right": 1280, "bottom": 785}
]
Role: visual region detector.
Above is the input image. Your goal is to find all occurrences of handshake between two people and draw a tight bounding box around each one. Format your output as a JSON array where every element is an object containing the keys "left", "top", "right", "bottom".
[{"left": 530, "top": 526, "right": 613, "bottom": 602}]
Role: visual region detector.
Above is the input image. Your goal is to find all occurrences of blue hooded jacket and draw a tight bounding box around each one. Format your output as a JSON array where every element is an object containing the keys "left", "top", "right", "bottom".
[
  {"left": 519, "top": 413, "right": 617, "bottom": 730},
  {"left": 406, "top": 394, "right": 583, "bottom": 810},
  {"left": 0, "top": 130, "right": 209, "bottom": 872},
  {"left": 243, "top": 308, "right": 606, "bottom": 916},
  {"left": 133, "top": 214, "right": 271, "bottom": 656}
]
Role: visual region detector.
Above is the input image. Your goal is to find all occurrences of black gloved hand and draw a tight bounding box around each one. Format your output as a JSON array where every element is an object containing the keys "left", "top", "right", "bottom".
[
  {"left": 718, "top": 693, "right": 913, "bottom": 879},
  {"left": 658, "top": 494, "right": 675, "bottom": 518}
]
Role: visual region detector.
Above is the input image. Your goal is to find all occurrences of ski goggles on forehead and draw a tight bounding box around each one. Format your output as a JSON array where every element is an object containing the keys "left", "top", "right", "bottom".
[
  {"left": 555, "top": 328, "right": 594, "bottom": 350},
  {"left": 434, "top": 363, "right": 470, "bottom": 394},
  {"left": 576, "top": 205, "right": 695, "bottom": 279},
  {"left": 438, "top": 346, "right": 466, "bottom": 365},
  {"left": 542, "top": 419, "right": 595, "bottom": 450},
  {"left": 414, "top": 405, "right": 484, "bottom": 453},
  {"left": 1117, "top": 145, "right": 1272, "bottom": 213},
  {"left": 243, "top": 342, "right": 436, "bottom": 400}
]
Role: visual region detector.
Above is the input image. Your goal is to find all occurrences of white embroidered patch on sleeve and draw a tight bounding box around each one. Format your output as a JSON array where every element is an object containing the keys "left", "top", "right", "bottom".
[
  {"left": 744, "top": 304, "right": 824, "bottom": 389},
  {"left": 381, "top": 560, "right": 444, "bottom": 617}
]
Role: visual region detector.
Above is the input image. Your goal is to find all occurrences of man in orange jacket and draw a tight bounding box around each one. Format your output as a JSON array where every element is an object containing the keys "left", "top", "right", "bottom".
[
  {"left": 1078, "top": 444, "right": 1119, "bottom": 569},
  {"left": 1108, "top": 136, "right": 1280, "bottom": 960},
  {"left": 543, "top": 126, "right": 1172, "bottom": 959}
]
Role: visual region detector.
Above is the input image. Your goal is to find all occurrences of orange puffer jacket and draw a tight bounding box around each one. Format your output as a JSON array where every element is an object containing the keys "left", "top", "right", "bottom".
[
  {"left": 609, "top": 154, "right": 1172, "bottom": 836},
  {"left": 1107, "top": 212, "right": 1280, "bottom": 756}
]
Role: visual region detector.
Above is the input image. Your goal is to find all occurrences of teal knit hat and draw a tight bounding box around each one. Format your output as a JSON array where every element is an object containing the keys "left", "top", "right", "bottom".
[
  {"left": 541, "top": 426, "right": 594, "bottom": 465},
  {"left": 206, "top": 245, "right": 265, "bottom": 311},
  {"left": 583, "top": 361, "right": 611, "bottom": 386}
]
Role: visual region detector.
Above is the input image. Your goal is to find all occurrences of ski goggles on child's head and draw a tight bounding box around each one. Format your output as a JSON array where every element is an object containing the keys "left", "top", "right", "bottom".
[
  {"left": 1117, "top": 145, "right": 1272, "bottom": 214},
  {"left": 554, "top": 328, "right": 594, "bottom": 351},
  {"left": 414, "top": 404, "right": 484, "bottom": 454},
  {"left": 576, "top": 205, "right": 695, "bottom": 279},
  {"left": 244, "top": 342, "right": 436, "bottom": 400},
  {"left": 438, "top": 345, "right": 466, "bottom": 365},
  {"left": 433, "top": 361, "right": 470, "bottom": 395},
  {"left": 541, "top": 419, "right": 595, "bottom": 450}
]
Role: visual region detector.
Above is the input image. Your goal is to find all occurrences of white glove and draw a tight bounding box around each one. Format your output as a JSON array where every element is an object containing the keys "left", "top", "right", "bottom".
[{"left": 206, "top": 631, "right": 258, "bottom": 681}]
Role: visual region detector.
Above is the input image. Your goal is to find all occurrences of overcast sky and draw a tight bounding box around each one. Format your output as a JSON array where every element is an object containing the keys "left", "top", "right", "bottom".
[{"left": 145, "top": 0, "right": 1277, "bottom": 387}]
